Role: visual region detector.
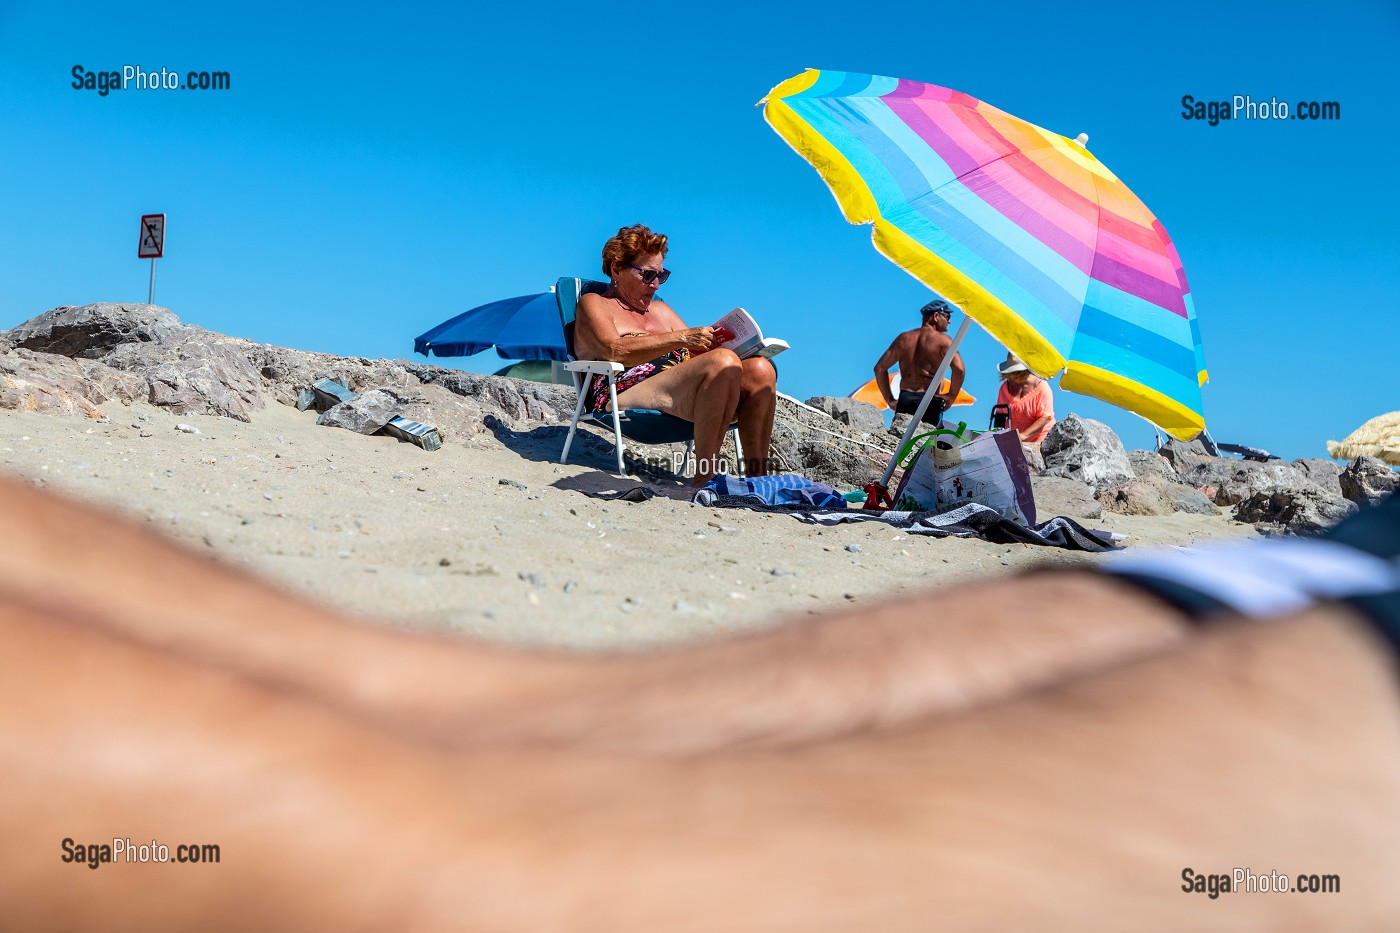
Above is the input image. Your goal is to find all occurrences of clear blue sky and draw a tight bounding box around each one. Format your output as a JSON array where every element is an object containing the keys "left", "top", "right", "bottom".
[{"left": 4, "top": 1, "right": 1397, "bottom": 461}]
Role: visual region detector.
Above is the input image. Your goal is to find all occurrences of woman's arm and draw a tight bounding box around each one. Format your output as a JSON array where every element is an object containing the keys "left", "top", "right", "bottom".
[
  {"left": 1017, "top": 380, "right": 1054, "bottom": 440},
  {"left": 1019, "top": 414, "right": 1053, "bottom": 442},
  {"left": 574, "top": 294, "right": 713, "bottom": 366}
]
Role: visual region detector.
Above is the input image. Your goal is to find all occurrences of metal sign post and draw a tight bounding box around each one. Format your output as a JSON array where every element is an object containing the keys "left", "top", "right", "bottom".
[{"left": 138, "top": 213, "right": 166, "bottom": 304}]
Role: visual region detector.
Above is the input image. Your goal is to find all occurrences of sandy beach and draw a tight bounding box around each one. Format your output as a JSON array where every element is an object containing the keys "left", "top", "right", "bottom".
[{"left": 0, "top": 394, "right": 1258, "bottom": 652}]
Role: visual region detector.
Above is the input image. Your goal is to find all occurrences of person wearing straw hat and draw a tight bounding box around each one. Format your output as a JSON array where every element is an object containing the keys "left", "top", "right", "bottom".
[{"left": 996, "top": 353, "right": 1055, "bottom": 444}]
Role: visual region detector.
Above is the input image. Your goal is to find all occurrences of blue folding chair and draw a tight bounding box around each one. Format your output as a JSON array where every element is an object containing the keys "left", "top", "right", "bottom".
[{"left": 555, "top": 277, "right": 742, "bottom": 476}]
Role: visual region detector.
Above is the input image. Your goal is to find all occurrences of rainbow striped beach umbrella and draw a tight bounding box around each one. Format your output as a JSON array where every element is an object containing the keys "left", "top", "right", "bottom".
[{"left": 762, "top": 69, "right": 1207, "bottom": 441}]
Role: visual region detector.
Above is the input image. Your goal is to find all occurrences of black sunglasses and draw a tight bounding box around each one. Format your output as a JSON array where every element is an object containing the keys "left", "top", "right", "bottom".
[{"left": 629, "top": 263, "right": 671, "bottom": 285}]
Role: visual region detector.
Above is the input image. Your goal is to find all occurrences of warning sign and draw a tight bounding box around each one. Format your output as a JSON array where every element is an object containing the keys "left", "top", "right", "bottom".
[{"left": 138, "top": 214, "right": 165, "bottom": 259}]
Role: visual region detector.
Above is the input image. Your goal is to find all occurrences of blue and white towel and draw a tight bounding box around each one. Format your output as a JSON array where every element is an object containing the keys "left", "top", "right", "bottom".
[{"left": 692, "top": 473, "right": 847, "bottom": 510}]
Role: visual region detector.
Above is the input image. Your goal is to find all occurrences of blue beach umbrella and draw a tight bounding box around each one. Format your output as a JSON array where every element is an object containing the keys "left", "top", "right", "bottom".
[{"left": 413, "top": 291, "right": 566, "bottom": 361}]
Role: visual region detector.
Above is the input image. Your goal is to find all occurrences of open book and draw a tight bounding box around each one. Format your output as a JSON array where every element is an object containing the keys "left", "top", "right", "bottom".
[{"left": 711, "top": 308, "right": 789, "bottom": 360}]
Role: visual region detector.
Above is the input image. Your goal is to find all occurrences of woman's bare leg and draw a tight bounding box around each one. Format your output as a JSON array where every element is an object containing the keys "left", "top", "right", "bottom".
[
  {"left": 611, "top": 350, "right": 742, "bottom": 483},
  {"left": 737, "top": 357, "right": 777, "bottom": 475}
]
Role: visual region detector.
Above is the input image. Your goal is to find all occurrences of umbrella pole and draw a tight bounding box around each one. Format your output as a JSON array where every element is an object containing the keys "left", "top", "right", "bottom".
[{"left": 864, "top": 316, "right": 973, "bottom": 508}]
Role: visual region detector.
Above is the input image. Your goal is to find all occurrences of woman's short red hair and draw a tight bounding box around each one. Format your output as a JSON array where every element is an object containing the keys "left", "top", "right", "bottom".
[{"left": 601, "top": 224, "right": 668, "bottom": 279}]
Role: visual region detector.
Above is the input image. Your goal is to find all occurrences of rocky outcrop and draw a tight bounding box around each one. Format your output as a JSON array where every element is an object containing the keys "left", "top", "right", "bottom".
[
  {"left": 1098, "top": 474, "right": 1217, "bottom": 517},
  {"left": 805, "top": 396, "right": 886, "bottom": 434},
  {"left": 1213, "top": 462, "right": 1327, "bottom": 507},
  {"left": 770, "top": 396, "right": 894, "bottom": 490},
  {"left": 107, "top": 338, "right": 265, "bottom": 422},
  {"left": 1039, "top": 415, "right": 1134, "bottom": 489},
  {"left": 402, "top": 365, "right": 575, "bottom": 424},
  {"left": 394, "top": 386, "right": 492, "bottom": 443},
  {"left": 1234, "top": 488, "right": 1357, "bottom": 536},
  {"left": 1127, "top": 449, "right": 1179, "bottom": 481},
  {"left": 2, "top": 304, "right": 265, "bottom": 421},
  {"left": 0, "top": 348, "right": 145, "bottom": 419},
  {"left": 0, "top": 304, "right": 579, "bottom": 440},
  {"left": 1030, "top": 475, "right": 1101, "bottom": 520},
  {"left": 1157, "top": 437, "right": 1212, "bottom": 473},
  {"left": 235, "top": 340, "right": 424, "bottom": 408},
  {"left": 1291, "top": 458, "right": 1343, "bottom": 496},
  {"left": 0, "top": 303, "right": 183, "bottom": 358},
  {"left": 1339, "top": 457, "right": 1399, "bottom": 507}
]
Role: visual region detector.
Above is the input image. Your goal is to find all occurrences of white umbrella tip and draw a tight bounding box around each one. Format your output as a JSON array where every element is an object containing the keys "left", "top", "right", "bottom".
[{"left": 1074, "top": 132, "right": 1089, "bottom": 147}]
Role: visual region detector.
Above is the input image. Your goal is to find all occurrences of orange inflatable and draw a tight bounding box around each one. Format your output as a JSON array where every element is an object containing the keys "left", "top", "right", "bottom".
[{"left": 850, "top": 374, "right": 975, "bottom": 411}]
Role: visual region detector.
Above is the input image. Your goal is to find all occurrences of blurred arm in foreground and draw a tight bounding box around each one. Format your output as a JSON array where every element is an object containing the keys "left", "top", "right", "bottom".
[{"left": 2, "top": 475, "right": 1399, "bottom": 929}]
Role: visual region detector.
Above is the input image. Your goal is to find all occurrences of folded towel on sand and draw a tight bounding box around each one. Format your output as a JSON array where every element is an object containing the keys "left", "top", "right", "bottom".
[{"left": 692, "top": 474, "right": 847, "bottom": 509}]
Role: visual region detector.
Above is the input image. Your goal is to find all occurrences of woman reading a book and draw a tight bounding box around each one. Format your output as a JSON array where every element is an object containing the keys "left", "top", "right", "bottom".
[{"left": 575, "top": 224, "right": 777, "bottom": 481}]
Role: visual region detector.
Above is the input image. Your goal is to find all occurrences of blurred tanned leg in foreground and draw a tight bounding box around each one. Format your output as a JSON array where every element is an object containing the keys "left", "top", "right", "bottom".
[
  {"left": 0, "top": 474, "right": 1188, "bottom": 752},
  {"left": 5, "top": 476, "right": 1400, "bottom": 928}
]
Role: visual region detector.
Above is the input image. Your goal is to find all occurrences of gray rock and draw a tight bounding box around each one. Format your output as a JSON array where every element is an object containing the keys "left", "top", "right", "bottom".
[
  {"left": 1339, "top": 457, "right": 1399, "bottom": 507},
  {"left": 769, "top": 396, "right": 893, "bottom": 489},
  {"left": 236, "top": 342, "right": 422, "bottom": 409},
  {"left": 1128, "top": 449, "right": 1179, "bottom": 481},
  {"left": 402, "top": 365, "right": 575, "bottom": 424},
  {"left": 1039, "top": 415, "right": 1134, "bottom": 489},
  {"left": 0, "top": 303, "right": 183, "bottom": 358},
  {"left": 790, "top": 436, "right": 881, "bottom": 490},
  {"left": 1030, "top": 475, "right": 1101, "bottom": 519},
  {"left": 805, "top": 396, "right": 886, "bottom": 434},
  {"left": 1020, "top": 439, "right": 1046, "bottom": 475},
  {"left": 1175, "top": 457, "right": 1248, "bottom": 494},
  {"left": 1214, "top": 462, "right": 1327, "bottom": 507},
  {"left": 1291, "top": 458, "right": 1343, "bottom": 496},
  {"left": 392, "top": 385, "right": 490, "bottom": 443},
  {"left": 1170, "top": 485, "right": 1219, "bottom": 515},
  {"left": 1099, "top": 474, "right": 1217, "bottom": 517},
  {"left": 316, "top": 389, "right": 400, "bottom": 434},
  {"left": 1233, "top": 488, "right": 1357, "bottom": 536},
  {"left": 3, "top": 304, "right": 266, "bottom": 422},
  {"left": 0, "top": 348, "right": 145, "bottom": 418},
  {"left": 0, "top": 302, "right": 633, "bottom": 450},
  {"left": 122, "top": 339, "right": 265, "bottom": 422},
  {"left": 1157, "top": 437, "right": 1213, "bottom": 474}
]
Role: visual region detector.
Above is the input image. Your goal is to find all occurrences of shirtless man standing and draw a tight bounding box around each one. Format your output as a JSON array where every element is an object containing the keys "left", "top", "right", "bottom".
[{"left": 873, "top": 299, "right": 966, "bottom": 427}]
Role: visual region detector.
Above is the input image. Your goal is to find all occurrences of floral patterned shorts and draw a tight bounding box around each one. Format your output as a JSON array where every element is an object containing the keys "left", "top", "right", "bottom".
[{"left": 585, "top": 348, "right": 691, "bottom": 414}]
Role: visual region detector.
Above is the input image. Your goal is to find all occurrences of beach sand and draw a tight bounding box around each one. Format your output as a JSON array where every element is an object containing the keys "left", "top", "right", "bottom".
[{"left": 0, "top": 399, "right": 1258, "bottom": 652}]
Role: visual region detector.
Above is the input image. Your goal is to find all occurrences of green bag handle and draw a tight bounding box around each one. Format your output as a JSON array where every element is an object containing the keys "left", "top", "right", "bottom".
[{"left": 895, "top": 421, "right": 968, "bottom": 469}]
